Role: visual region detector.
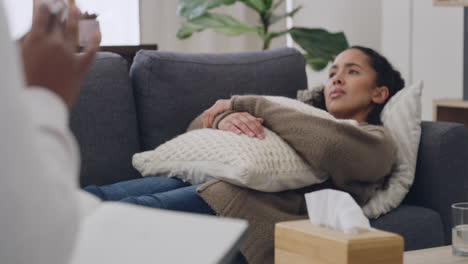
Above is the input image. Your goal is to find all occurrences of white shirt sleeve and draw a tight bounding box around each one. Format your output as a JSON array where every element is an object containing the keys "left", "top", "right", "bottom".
[
  {"left": 0, "top": 3, "right": 81, "bottom": 264},
  {"left": 22, "top": 87, "right": 80, "bottom": 181}
]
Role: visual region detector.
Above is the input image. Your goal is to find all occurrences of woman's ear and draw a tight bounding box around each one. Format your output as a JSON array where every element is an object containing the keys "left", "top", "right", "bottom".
[{"left": 372, "top": 86, "right": 390, "bottom": 104}]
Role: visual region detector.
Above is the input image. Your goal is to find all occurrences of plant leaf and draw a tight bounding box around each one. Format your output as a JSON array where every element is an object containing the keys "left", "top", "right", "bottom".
[
  {"left": 305, "top": 55, "right": 329, "bottom": 71},
  {"left": 240, "top": 0, "right": 267, "bottom": 13},
  {"left": 290, "top": 27, "right": 349, "bottom": 70},
  {"left": 177, "top": 21, "right": 206, "bottom": 39},
  {"left": 270, "top": 5, "right": 302, "bottom": 25},
  {"left": 177, "top": 13, "right": 260, "bottom": 39},
  {"left": 265, "top": 29, "right": 291, "bottom": 41},
  {"left": 177, "top": 0, "right": 237, "bottom": 20},
  {"left": 271, "top": 0, "right": 285, "bottom": 12},
  {"left": 208, "top": 0, "right": 238, "bottom": 8},
  {"left": 263, "top": 0, "right": 273, "bottom": 10}
]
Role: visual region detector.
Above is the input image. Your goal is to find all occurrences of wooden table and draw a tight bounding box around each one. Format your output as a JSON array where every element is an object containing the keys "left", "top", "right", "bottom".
[
  {"left": 433, "top": 99, "right": 468, "bottom": 126},
  {"left": 404, "top": 246, "right": 468, "bottom": 264}
]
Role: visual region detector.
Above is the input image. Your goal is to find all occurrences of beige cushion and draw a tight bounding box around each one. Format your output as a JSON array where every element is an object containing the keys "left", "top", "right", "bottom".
[
  {"left": 362, "top": 81, "right": 423, "bottom": 218},
  {"left": 133, "top": 127, "right": 327, "bottom": 192}
]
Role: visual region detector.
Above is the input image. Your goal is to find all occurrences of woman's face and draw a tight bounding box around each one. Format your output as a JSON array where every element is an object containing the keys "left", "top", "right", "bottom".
[{"left": 324, "top": 48, "right": 388, "bottom": 122}]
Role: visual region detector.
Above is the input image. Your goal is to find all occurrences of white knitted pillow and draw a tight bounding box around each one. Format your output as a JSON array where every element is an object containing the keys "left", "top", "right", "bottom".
[
  {"left": 132, "top": 97, "right": 357, "bottom": 192},
  {"left": 362, "top": 81, "right": 423, "bottom": 218},
  {"left": 133, "top": 128, "right": 327, "bottom": 192}
]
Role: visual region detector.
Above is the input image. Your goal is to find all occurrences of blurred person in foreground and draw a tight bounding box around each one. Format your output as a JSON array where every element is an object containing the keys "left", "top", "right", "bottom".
[{"left": 0, "top": 2, "right": 99, "bottom": 263}]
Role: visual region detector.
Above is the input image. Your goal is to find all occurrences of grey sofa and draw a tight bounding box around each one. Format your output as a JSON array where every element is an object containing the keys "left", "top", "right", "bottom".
[{"left": 70, "top": 48, "right": 468, "bottom": 253}]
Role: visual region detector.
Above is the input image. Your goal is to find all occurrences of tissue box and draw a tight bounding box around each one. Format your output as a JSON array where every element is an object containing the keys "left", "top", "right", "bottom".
[{"left": 275, "top": 220, "right": 403, "bottom": 264}]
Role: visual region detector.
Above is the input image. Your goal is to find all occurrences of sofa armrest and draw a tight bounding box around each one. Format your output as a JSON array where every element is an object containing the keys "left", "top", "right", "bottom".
[{"left": 404, "top": 121, "right": 468, "bottom": 244}]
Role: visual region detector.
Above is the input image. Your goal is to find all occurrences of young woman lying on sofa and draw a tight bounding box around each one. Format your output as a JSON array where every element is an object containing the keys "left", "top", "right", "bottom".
[{"left": 84, "top": 46, "right": 404, "bottom": 263}]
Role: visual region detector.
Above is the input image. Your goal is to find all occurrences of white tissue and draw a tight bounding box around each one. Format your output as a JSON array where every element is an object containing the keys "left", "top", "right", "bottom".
[{"left": 305, "top": 189, "right": 371, "bottom": 234}]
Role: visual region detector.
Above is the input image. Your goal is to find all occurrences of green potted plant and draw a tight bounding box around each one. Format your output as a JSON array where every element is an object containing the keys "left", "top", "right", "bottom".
[{"left": 176, "top": 0, "right": 349, "bottom": 71}]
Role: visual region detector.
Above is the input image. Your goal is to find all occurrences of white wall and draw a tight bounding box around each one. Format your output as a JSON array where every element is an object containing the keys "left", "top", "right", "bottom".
[
  {"left": 381, "top": 0, "right": 412, "bottom": 83},
  {"left": 382, "top": 0, "right": 463, "bottom": 120},
  {"left": 292, "top": 0, "right": 382, "bottom": 88},
  {"left": 140, "top": 0, "right": 286, "bottom": 53}
]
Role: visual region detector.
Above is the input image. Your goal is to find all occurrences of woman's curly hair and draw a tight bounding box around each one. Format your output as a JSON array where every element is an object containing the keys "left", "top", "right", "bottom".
[{"left": 307, "top": 46, "right": 405, "bottom": 125}]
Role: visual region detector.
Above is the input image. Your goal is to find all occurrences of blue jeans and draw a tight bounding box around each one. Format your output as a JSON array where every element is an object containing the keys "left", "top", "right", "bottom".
[{"left": 83, "top": 177, "right": 215, "bottom": 215}]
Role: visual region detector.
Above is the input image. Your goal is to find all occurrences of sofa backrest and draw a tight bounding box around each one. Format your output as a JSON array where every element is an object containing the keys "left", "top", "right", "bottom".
[
  {"left": 70, "top": 52, "right": 142, "bottom": 187},
  {"left": 130, "top": 47, "right": 308, "bottom": 151}
]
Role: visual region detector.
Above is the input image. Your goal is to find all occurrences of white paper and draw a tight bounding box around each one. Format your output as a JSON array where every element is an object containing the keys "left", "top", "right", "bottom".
[{"left": 70, "top": 202, "right": 248, "bottom": 264}]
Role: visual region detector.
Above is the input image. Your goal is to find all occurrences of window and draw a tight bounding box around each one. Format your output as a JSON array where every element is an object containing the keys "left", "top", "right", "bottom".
[
  {"left": 2, "top": 0, "right": 140, "bottom": 45},
  {"left": 76, "top": 0, "right": 140, "bottom": 45}
]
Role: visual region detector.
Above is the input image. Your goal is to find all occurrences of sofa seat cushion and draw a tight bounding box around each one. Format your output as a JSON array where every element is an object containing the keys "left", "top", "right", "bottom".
[
  {"left": 130, "top": 48, "right": 308, "bottom": 150},
  {"left": 370, "top": 205, "right": 445, "bottom": 250}
]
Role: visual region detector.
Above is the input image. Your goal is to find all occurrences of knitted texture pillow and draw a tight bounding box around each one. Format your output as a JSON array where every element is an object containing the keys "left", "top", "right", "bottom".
[{"left": 132, "top": 97, "right": 356, "bottom": 192}]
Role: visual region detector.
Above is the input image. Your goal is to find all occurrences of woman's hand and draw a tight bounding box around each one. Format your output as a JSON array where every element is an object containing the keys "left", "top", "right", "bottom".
[
  {"left": 202, "top": 99, "right": 231, "bottom": 128},
  {"left": 218, "top": 112, "right": 265, "bottom": 139},
  {"left": 21, "top": 3, "right": 101, "bottom": 107}
]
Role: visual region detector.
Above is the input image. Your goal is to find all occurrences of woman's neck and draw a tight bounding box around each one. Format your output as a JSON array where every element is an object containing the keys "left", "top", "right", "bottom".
[{"left": 333, "top": 106, "right": 373, "bottom": 123}]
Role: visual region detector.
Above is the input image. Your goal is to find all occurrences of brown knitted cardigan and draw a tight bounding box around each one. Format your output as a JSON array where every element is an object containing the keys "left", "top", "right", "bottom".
[{"left": 188, "top": 95, "right": 396, "bottom": 264}]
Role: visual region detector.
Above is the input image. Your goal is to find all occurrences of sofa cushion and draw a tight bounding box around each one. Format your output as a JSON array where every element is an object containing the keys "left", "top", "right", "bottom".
[
  {"left": 370, "top": 205, "right": 445, "bottom": 250},
  {"left": 70, "top": 52, "right": 142, "bottom": 187},
  {"left": 130, "top": 47, "right": 308, "bottom": 150}
]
